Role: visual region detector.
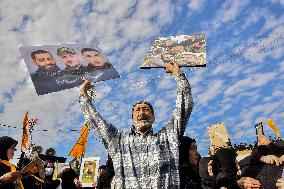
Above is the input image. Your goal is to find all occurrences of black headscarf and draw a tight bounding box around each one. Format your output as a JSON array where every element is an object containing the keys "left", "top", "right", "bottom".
[
  {"left": 179, "top": 136, "right": 201, "bottom": 189},
  {"left": 179, "top": 136, "right": 196, "bottom": 166},
  {"left": 0, "top": 136, "right": 18, "bottom": 160}
]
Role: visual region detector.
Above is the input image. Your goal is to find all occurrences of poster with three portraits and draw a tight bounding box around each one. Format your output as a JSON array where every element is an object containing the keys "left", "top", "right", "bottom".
[{"left": 19, "top": 44, "right": 120, "bottom": 95}]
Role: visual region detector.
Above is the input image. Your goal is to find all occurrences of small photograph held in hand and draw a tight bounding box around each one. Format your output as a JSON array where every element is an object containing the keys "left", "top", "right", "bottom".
[{"left": 79, "top": 157, "right": 100, "bottom": 188}]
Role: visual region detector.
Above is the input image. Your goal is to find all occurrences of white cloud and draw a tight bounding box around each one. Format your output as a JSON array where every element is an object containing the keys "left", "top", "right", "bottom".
[
  {"left": 212, "top": 0, "right": 250, "bottom": 29},
  {"left": 224, "top": 72, "right": 276, "bottom": 96},
  {"left": 270, "top": 0, "right": 284, "bottom": 6},
  {"left": 197, "top": 79, "right": 224, "bottom": 106},
  {"left": 187, "top": 0, "right": 206, "bottom": 13}
]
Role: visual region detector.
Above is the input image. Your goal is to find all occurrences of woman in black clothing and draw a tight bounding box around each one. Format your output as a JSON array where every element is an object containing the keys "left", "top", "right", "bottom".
[
  {"left": 0, "top": 136, "right": 23, "bottom": 189},
  {"left": 179, "top": 136, "right": 201, "bottom": 189}
]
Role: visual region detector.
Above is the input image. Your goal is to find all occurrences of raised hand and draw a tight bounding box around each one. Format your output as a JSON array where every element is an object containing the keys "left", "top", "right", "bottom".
[
  {"left": 165, "top": 63, "right": 181, "bottom": 76},
  {"left": 260, "top": 155, "right": 282, "bottom": 166},
  {"left": 237, "top": 177, "right": 261, "bottom": 189},
  {"left": 80, "top": 79, "right": 95, "bottom": 96},
  {"left": 0, "top": 171, "right": 22, "bottom": 184}
]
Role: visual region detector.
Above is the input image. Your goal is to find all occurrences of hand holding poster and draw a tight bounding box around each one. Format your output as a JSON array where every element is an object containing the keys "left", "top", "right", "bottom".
[
  {"left": 140, "top": 34, "right": 206, "bottom": 68},
  {"left": 19, "top": 44, "right": 120, "bottom": 95}
]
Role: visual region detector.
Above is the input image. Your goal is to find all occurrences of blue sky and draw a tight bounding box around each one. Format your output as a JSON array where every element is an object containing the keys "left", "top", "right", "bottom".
[{"left": 0, "top": 0, "right": 283, "bottom": 164}]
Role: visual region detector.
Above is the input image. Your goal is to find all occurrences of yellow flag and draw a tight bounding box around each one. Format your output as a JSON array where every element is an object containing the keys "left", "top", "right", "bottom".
[
  {"left": 267, "top": 118, "right": 281, "bottom": 138},
  {"left": 68, "top": 123, "right": 89, "bottom": 159},
  {"left": 21, "top": 111, "right": 29, "bottom": 149}
]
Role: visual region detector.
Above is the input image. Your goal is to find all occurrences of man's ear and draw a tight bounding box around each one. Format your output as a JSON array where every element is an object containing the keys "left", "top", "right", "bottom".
[{"left": 32, "top": 61, "right": 37, "bottom": 66}]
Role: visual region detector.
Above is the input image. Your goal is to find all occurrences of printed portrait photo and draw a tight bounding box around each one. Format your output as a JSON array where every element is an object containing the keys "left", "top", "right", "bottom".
[
  {"left": 79, "top": 157, "right": 100, "bottom": 187},
  {"left": 19, "top": 44, "right": 120, "bottom": 96}
]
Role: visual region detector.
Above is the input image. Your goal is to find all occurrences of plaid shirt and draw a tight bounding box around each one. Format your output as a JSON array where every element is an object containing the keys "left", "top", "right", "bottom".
[{"left": 79, "top": 73, "right": 193, "bottom": 189}]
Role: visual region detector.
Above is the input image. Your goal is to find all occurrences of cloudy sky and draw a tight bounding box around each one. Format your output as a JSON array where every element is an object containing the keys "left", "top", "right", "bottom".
[{"left": 0, "top": 0, "right": 283, "bottom": 164}]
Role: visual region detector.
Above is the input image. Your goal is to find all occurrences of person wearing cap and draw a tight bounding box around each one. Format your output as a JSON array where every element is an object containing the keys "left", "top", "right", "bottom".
[
  {"left": 79, "top": 63, "right": 194, "bottom": 189},
  {"left": 30, "top": 50, "right": 63, "bottom": 95},
  {"left": 0, "top": 136, "right": 24, "bottom": 189},
  {"left": 57, "top": 47, "right": 88, "bottom": 88},
  {"left": 81, "top": 48, "right": 119, "bottom": 83}
]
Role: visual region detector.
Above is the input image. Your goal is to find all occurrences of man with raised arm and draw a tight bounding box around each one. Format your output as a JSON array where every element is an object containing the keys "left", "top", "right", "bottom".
[{"left": 79, "top": 63, "right": 194, "bottom": 189}]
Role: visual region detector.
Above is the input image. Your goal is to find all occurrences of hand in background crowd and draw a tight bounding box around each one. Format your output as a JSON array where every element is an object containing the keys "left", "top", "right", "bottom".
[
  {"left": 258, "top": 134, "right": 271, "bottom": 146},
  {"left": 207, "top": 160, "right": 214, "bottom": 176},
  {"left": 0, "top": 171, "right": 22, "bottom": 184},
  {"left": 74, "top": 177, "right": 97, "bottom": 189},
  {"left": 280, "top": 155, "right": 284, "bottom": 162},
  {"left": 74, "top": 177, "right": 82, "bottom": 188},
  {"left": 237, "top": 177, "right": 261, "bottom": 189},
  {"left": 209, "top": 144, "right": 217, "bottom": 155},
  {"left": 276, "top": 179, "right": 284, "bottom": 189},
  {"left": 260, "top": 155, "right": 283, "bottom": 166}
]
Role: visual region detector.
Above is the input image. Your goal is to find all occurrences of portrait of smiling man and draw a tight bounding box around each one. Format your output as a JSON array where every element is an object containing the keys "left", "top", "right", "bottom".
[{"left": 30, "top": 49, "right": 63, "bottom": 95}]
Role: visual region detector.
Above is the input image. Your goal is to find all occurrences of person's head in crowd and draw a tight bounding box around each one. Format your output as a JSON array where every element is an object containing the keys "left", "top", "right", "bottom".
[
  {"left": 45, "top": 147, "right": 56, "bottom": 156},
  {"left": 131, "top": 101, "right": 155, "bottom": 135},
  {"left": 0, "top": 136, "right": 18, "bottom": 161},
  {"left": 31, "top": 50, "right": 56, "bottom": 71},
  {"left": 180, "top": 136, "right": 200, "bottom": 167},
  {"left": 81, "top": 48, "right": 108, "bottom": 67},
  {"left": 57, "top": 47, "right": 81, "bottom": 69},
  {"left": 45, "top": 162, "right": 55, "bottom": 177},
  {"left": 58, "top": 167, "right": 78, "bottom": 189}
]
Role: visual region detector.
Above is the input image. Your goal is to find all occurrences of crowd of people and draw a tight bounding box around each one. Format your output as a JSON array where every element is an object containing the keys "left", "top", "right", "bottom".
[{"left": 1, "top": 63, "right": 284, "bottom": 189}]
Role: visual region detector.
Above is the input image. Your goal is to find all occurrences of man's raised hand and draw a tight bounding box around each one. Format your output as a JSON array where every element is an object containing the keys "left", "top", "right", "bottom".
[
  {"left": 165, "top": 63, "right": 181, "bottom": 76},
  {"left": 80, "top": 79, "right": 94, "bottom": 95}
]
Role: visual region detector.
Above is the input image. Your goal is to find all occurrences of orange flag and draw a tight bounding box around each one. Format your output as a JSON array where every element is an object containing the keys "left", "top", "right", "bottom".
[
  {"left": 21, "top": 111, "right": 29, "bottom": 149},
  {"left": 267, "top": 118, "right": 281, "bottom": 138},
  {"left": 68, "top": 123, "right": 89, "bottom": 159}
]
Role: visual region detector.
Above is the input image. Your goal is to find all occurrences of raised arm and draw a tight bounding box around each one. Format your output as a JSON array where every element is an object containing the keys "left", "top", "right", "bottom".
[
  {"left": 161, "top": 63, "right": 194, "bottom": 138},
  {"left": 79, "top": 80, "right": 119, "bottom": 151}
]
